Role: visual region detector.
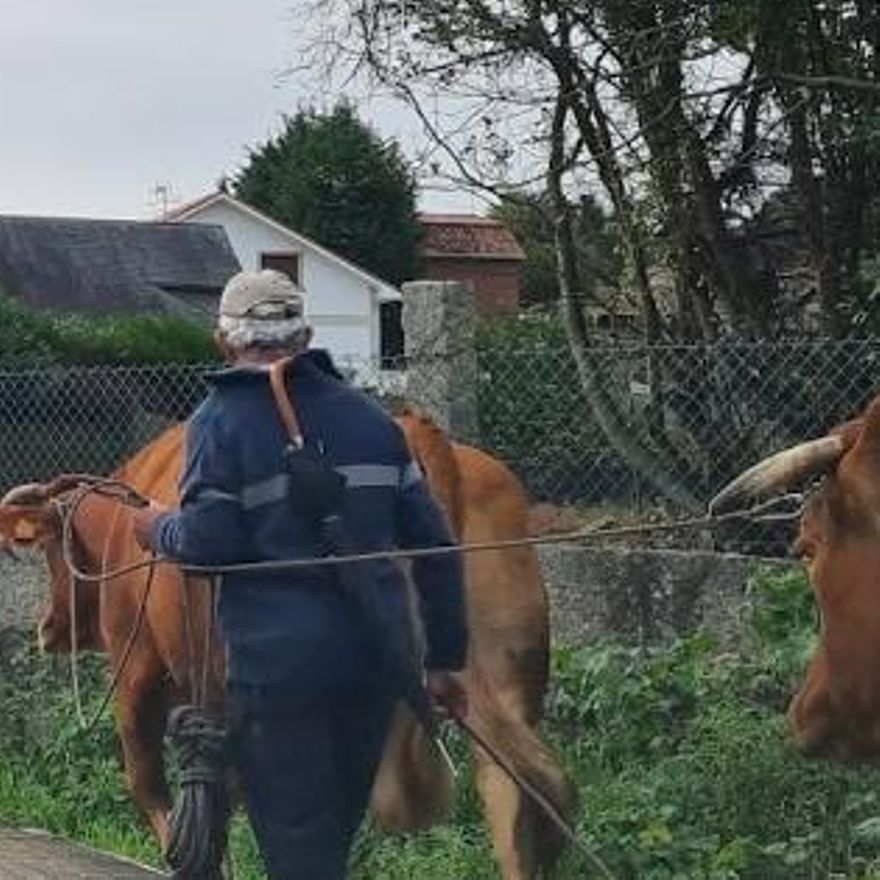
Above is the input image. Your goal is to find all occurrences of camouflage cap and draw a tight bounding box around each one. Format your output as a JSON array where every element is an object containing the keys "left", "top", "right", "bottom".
[{"left": 218, "top": 269, "right": 304, "bottom": 319}]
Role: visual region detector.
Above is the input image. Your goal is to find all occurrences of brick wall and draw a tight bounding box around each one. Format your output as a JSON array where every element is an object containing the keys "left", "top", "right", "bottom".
[{"left": 422, "top": 257, "right": 521, "bottom": 315}]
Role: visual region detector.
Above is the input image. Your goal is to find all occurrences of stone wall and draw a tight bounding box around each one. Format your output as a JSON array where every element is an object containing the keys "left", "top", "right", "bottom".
[
  {"left": 0, "top": 539, "right": 798, "bottom": 649},
  {"left": 0, "top": 551, "right": 46, "bottom": 634},
  {"left": 540, "top": 544, "right": 796, "bottom": 648}
]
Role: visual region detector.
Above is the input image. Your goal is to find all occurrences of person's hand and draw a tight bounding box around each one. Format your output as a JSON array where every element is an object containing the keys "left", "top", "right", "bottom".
[
  {"left": 426, "top": 670, "right": 469, "bottom": 721},
  {"left": 132, "top": 501, "right": 167, "bottom": 552}
]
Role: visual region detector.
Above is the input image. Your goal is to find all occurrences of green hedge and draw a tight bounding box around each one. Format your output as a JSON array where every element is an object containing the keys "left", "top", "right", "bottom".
[{"left": 0, "top": 294, "right": 217, "bottom": 366}]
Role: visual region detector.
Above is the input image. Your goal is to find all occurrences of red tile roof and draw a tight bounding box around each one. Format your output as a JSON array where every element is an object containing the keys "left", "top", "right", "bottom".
[{"left": 418, "top": 213, "right": 526, "bottom": 261}]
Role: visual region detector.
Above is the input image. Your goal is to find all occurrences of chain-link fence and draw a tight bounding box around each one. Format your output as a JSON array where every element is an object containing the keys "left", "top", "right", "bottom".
[
  {"left": 477, "top": 338, "right": 880, "bottom": 554},
  {"left": 0, "top": 340, "right": 877, "bottom": 556},
  {"left": 0, "top": 363, "right": 209, "bottom": 488}
]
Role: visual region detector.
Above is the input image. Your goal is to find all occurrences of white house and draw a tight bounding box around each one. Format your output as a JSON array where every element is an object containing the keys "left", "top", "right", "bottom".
[{"left": 165, "top": 192, "right": 403, "bottom": 368}]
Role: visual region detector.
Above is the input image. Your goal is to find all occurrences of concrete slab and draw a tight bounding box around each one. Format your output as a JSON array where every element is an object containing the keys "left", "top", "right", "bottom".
[{"left": 0, "top": 827, "right": 167, "bottom": 878}]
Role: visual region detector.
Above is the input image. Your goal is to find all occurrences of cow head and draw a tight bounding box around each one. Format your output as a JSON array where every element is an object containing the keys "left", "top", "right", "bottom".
[
  {"left": 711, "top": 397, "right": 880, "bottom": 760},
  {"left": 0, "top": 478, "right": 103, "bottom": 653}
]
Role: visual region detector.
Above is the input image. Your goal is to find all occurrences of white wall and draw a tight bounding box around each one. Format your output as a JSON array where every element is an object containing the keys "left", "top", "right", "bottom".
[{"left": 183, "top": 201, "right": 398, "bottom": 364}]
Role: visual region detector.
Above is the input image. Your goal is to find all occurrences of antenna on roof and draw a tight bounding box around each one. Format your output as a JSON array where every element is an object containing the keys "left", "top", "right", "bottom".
[{"left": 149, "top": 182, "right": 178, "bottom": 218}]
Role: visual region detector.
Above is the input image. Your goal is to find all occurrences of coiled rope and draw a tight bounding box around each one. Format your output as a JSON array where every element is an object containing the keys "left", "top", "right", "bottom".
[
  {"left": 50, "top": 479, "right": 229, "bottom": 879},
  {"left": 163, "top": 705, "right": 228, "bottom": 880}
]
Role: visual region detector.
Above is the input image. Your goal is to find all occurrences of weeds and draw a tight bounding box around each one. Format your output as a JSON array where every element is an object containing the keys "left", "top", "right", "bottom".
[{"left": 2, "top": 567, "right": 880, "bottom": 878}]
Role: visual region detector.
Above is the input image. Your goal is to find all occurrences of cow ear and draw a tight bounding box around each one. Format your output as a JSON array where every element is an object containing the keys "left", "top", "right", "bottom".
[{"left": 0, "top": 506, "right": 58, "bottom": 546}]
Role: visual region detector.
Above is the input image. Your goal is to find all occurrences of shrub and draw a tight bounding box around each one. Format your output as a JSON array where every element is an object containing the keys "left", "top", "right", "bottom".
[
  {"left": 0, "top": 295, "right": 61, "bottom": 365},
  {"left": 0, "top": 293, "right": 216, "bottom": 366},
  {"left": 50, "top": 313, "right": 216, "bottom": 365},
  {"left": 547, "top": 566, "right": 880, "bottom": 878}
]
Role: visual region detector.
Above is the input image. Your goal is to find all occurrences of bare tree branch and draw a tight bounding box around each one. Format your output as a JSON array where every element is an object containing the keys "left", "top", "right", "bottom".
[{"left": 773, "top": 72, "right": 880, "bottom": 93}]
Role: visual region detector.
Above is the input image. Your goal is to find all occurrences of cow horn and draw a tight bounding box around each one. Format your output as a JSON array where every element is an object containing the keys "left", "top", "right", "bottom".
[
  {"left": 0, "top": 473, "right": 102, "bottom": 508},
  {"left": 1, "top": 483, "right": 51, "bottom": 507},
  {"left": 709, "top": 435, "right": 846, "bottom": 514}
]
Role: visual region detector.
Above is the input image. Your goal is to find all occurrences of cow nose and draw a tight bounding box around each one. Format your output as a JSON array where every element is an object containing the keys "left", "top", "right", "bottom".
[
  {"left": 789, "top": 709, "right": 871, "bottom": 763},
  {"left": 792, "top": 726, "right": 833, "bottom": 759},
  {"left": 37, "top": 610, "right": 69, "bottom": 653},
  {"left": 788, "top": 694, "right": 835, "bottom": 760}
]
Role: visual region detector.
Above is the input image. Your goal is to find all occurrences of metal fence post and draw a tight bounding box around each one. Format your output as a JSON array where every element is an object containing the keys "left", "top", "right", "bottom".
[{"left": 402, "top": 280, "right": 480, "bottom": 444}]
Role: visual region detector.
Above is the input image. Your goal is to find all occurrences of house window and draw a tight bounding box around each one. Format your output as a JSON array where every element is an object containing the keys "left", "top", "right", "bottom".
[
  {"left": 380, "top": 300, "right": 405, "bottom": 369},
  {"left": 260, "top": 252, "right": 300, "bottom": 285}
]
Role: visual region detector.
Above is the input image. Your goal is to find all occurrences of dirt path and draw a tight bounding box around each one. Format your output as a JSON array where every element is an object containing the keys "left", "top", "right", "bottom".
[{"left": 0, "top": 827, "right": 167, "bottom": 878}]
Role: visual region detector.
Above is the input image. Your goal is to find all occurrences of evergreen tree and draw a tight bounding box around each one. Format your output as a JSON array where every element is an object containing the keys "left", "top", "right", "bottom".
[{"left": 234, "top": 104, "right": 421, "bottom": 285}]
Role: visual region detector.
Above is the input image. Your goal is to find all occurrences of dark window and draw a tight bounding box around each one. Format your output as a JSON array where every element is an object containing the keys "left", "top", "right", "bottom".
[
  {"left": 260, "top": 252, "right": 300, "bottom": 285},
  {"left": 380, "top": 300, "right": 405, "bottom": 369}
]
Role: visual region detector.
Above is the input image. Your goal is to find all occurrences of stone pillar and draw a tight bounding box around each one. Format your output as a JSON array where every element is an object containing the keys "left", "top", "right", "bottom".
[
  {"left": 402, "top": 280, "right": 479, "bottom": 444},
  {"left": 0, "top": 553, "right": 44, "bottom": 632}
]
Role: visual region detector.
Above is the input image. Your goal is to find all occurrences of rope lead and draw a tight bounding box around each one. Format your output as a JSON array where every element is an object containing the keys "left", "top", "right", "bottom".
[{"left": 164, "top": 705, "right": 229, "bottom": 880}]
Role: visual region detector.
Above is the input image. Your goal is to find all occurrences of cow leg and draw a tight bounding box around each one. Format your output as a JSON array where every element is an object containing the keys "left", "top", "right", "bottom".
[
  {"left": 469, "top": 676, "right": 541, "bottom": 880},
  {"left": 113, "top": 661, "right": 173, "bottom": 848},
  {"left": 369, "top": 702, "right": 454, "bottom": 832},
  {"left": 473, "top": 741, "right": 540, "bottom": 880},
  {"left": 789, "top": 648, "right": 836, "bottom": 756},
  {"left": 466, "top": 655, "right": 576, "bottom": 880}
]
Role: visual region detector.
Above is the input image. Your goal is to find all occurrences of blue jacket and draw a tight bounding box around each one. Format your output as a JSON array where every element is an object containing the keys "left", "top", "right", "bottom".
[{"left": 152, "top": 350, "right": 468, "bottom": 690}]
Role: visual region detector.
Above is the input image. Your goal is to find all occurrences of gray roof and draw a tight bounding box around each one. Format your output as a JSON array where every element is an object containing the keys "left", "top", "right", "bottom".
[{"left": 0, "top": 215, "right": 241, "bottom": 315}]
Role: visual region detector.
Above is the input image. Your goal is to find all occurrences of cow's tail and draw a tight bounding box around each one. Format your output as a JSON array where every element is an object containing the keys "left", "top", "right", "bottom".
[{"left": 465, "top": 676, "right": 580, "bottom": 869}]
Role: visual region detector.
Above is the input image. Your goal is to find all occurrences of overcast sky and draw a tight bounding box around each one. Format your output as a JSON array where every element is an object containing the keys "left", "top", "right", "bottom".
[{"left": 0, "top": 0, "right": 479, "bottom": 220}]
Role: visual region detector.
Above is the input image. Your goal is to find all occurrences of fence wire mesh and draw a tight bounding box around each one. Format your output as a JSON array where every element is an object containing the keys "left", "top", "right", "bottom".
[
  {"left": 0, "top": 340, "right": 877, "bottom": 557},
  {"left": 475, "top": 338, "right": 880, "bottom": 555}
]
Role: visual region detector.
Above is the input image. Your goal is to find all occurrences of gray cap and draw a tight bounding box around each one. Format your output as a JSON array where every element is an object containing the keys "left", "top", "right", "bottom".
[{"left": 218, "top": 269, "right": 304, "bottom": 319}]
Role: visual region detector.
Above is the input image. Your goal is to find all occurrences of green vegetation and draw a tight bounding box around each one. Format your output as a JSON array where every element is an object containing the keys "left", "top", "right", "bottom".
[
  {"left": 0, "top": 293, "right": 216, "bottom": 366},
  {"left": 476, "top": 313, "right": 628, "bottom": 503},
  {"left": 3, "top": 568, "right": 880, "bottom": 878},
  {"left": 0, "top": 293, "right": 214, "bottom": 487},
  {"left": 490, "top": 194, "right": 623, "bottom": 310},
  {"left": 234, "top": 103, "right": 422, "bottom": 285}
]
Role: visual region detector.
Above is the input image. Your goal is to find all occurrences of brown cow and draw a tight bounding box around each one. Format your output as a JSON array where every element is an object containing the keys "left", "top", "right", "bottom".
[
  {"left": 0, "top": 411, "right": 576, "bottom": 880},
  {"left": 710, "top": 395, "right": 880, "bottom": 761}
]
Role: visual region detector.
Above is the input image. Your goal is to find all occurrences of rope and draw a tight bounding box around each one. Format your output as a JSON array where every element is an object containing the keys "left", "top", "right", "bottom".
[
  {"left": 48, "top": 480, "right": 231, "bottom": 879},
  {"left": 51, "top": 488, "right": 807, "bottom": 587},
  {"left": 56, "top": 486, "right": 158, "bottom": 733},
  {"left": 451, "top": 710, "right": 616, "bottom": 880},
  {"left": 162, "top": 573, "right": 228, "bottom": 880},
  {"left": 163, "top": 705, "right": 228, "bottom": 880}
]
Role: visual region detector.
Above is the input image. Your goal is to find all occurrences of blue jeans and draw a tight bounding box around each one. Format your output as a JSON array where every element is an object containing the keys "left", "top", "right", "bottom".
[{"left": 227, "top": 682, "right": 397, "bottom": 880}]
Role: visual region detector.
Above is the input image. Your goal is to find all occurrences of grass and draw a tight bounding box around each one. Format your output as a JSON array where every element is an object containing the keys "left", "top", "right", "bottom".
[{"left": 3, "top": 567, "right": 880, "bottom": 878}]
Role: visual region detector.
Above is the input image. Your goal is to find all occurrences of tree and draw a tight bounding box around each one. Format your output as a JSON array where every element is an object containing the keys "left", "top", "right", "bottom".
[
  {"left": 301, "top": 0, "right": 880, "bottom": 508},
  {"left": 305, "top": 0, "right": 880, "bottom": 336},
  {"left": 234, "top": 104, "right": 422, "bottom": 284},
  {"left": 714, "top": 0, "right": 880, "bottom": 335},
  {"left": 492, "top": 192, "right": 623, "bottom": 309}
]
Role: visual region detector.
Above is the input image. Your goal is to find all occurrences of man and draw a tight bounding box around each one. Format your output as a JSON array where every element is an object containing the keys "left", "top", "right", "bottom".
[{"left": 133, "top": 269, "right": 468, "bottom": 880}]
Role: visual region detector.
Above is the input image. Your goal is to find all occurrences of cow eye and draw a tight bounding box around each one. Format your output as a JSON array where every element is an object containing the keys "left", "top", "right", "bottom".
[{"left": 793, "top": 538, "right": 815, "bottom": 562}]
